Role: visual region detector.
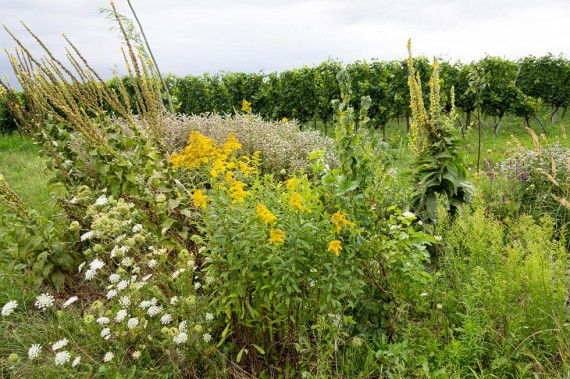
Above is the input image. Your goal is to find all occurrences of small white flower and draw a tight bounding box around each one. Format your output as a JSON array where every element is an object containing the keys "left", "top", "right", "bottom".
[
  {"left": 35, "top": 293, "right": 55, "bottom": 310},
  {"left": 132, "top": 350, "right": 141, "bottom": 359},
  {"left": 203, "top": 333, "right": 212, "bottom": 343},
  {"left": 119, "top": 296, "right": 131, "bottom": 307},
  {"left": 72, "top": 356, "right": 81, "bottom": 367},
  {"left": 142, "top": 274, "right": 153, "bottom": 282},
  {"left": 54, "top": 350, "right": 71, "bottom": 366},
  {"left": 132, "top": 224, "right": 143, "bottom": 233},
  {"left": 205, "top": 276, "right": 214, "bottom": 284},
  {"left": 80, "top": 231, "right": 94, "bottom": 241},
  {"left": 78, "top": 262, "right": 86, "bottom": 272},
  {"left": 2, "top": 300, "right": 17, "bottom": 316},
  {"left": 173, "top": 332, "right": 188, "bottom": 345},
  {"left": 89, "top": 258, "right": 105, "bottom": 271},
  {"left": 103, "top": 351, "right": 114, "bottom": 362},
  {"left": 108, "top": 274, "right": 120, "bottom": 283},
  {"left": 170, "top": 296, "right": 179, "bottom": 305},
  {"left": 194, "top": 282, "right": 202, "bottom": 290},
  {"left": 115, "top": 309, "right": 128, "bottom": 323},
  {"left": 148, "top": 259, "right": 157, "bottom": 268},
  {"left": 117, "top": 280, "right": 129, "bottom": 291},
  {"left": 28, "top": 344, "right": 42, "bottom": 360},
  {"left": 147, "top": 305, "right": 163, "bottom": 317},
  {"left": 205, "top": 313, "right": 214, "bottom": 322},
  {"left": 62, "top": 296, "right": 78, "bottom": 308},
  {"left": 160, "top": 313, "right": 172, "bottom": 325},
  {"left": 420, "top": 292, "right": 428, "bottom": 297},
  {"left": 96, "top": 317, "right": 110, "bottom": 325},
  {"left": 70, "top": 196, "right": 78, "bottom": 204},
  {"left": 434, "top": 235, "right": 443, "bottom": 242},
  {"left": 106, "top": 290, "right": 117, "bottom": 300},
  {"left": 437, "top": 303, "right": 443, "bottom": 310},
  {"left": 95, "top": 196, "right": 108, "bottom": 206},
  {"left": 179, "top": 321, "right": 187, "bottom": 332},
  {"left": 85, "top": 269, "right": 95, "bottom": 281},
  {"left": 172, "top": 269, "right": 185, "bottom": 279},
  {"left": 100, "top": 328, "right": 111, "bottom": 339},
  {"left": 402, "top": 211, "right": 415, "bottom": 218},
  {"left": 309, "top": 280, "right": 315, "bottom": 287},
  {"left": 127, "top": 318, "right": 139, "bottom": 329}
]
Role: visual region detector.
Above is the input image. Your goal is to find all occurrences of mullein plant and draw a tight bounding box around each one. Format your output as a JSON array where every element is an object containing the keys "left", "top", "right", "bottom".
[{"left": 407, "top": 39, "right": 473, "bottom": 222}]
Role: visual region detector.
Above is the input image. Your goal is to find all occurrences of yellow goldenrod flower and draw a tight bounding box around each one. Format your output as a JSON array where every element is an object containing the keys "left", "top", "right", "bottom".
[
  {"left": 241, "top": 99, "right": 252, "bottom": 113},
  {"left": 327, "top": 240, "right": 342, "bottom": 256},
  {"left": 285, "top": 178, "right": 300, "bottom": 191},
  {"left": 222, "top": 133, "right": 242, "bottom": 155},
  {"left": 229, "top": 180, "right": 249, "bottom": 204},
  {"left": 281, "top": 117, "right": 288, "bottom": 123},
  {"left": 290, "top": 192, "right": 305, "bottom": 212},
  {"left": 330, "top": 211, "right": 353, "bottom": 233},
  {"left": 256, "top": 204, "right": 277, "bottom": 224},
  {"left": 170, "top": 131, "right": 217, "bottom": 169},
  {"left": 192, "top": 190, "right": 209, "bottom": 209},
  {"left": 269, "top": 228, "right": 285, "bottom": 246}
]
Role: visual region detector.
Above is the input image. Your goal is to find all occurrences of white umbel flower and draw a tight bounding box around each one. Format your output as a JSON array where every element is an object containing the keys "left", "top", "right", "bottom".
[
  {"left": 106, "top": 290, "right": 118, "bottom": 300},
  {"left": 119, "top": 296, "right": 131, "bottom": 307},
  {"left": 132, "top": 224, "right": 143, "bottom": 233},
  {"left": 1, "top": 300, "right": 17, "bottom": 316},
  {"left": 54, "top": 350, "right": 71, "bottom": 366},
  {"left": 205, "top": 313, "right": 214, "bottom": 321},
  {"left": 103, "top": 351, "right": 114, "bottom": 362},
  {"left": 173, "top": 332, "right": 188, "bottom": 345},
  {"left": 170, "top": 296, "right": 179, "bottom": 305},
  {"left": 132, "top": 350, "right": 141, "bottom": 359},
  {"left": 148, "top": 259, "right": 157, "bottom": 268},
  {"left": 108, "top": 274, "right": 121, "bottom": 284},
  {"left": 179, "top": 321, "right": 187, "bottom": 332},
  {"left": 115, "top": 309, "right": 128, "bottom": 323},
  {"left": 28, "top": 344, "right": 42, "bottom": 360},
  {"left": 71, "top": 356, "right": 81, "bottom": 367},
  {"left": 203, "top": 333, "right": 212, "bottom": 343},
  {"left": 94, "top": 196, "right": 108, "bottom": 206},
  {"left": 100, "top": 328, "right": 111, "bottom": 339},
  {"left": 96, "top": 317, "right": 110, "bottom": 325},
  {"left": 147, "top": 305, "right": 163, "bottom": 317},
  {"left": 62, "top": 296, "right": 78, "bottom": 308},
  {"left": 35, "top": 293, "right": 55, "bottom": 310},
  {"left": 127, "top": 318, "right": 139, "bottom": 329},
  {"left": 80, "top": 230, "right": 94, "bottom": 241},
  {"left": 160, "top": 313, "right": 172, "bottom": 325},
  {"left": 51, "top": 338, "right": 68, "bottom": 351}
]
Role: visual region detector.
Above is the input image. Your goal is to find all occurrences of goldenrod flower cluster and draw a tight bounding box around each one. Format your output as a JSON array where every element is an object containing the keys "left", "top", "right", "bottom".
[
  {"left": 269, "top": 228, "right": 286, "bottom": 246},
  {"left": 330, "top": 211, "right": 353, "bottom": 233},
  {"left": 289, "top": 192, "right": 305, "bottom": 212},
  {"left": 327, "top": 240, "right": 342, "bottom": 256},
  {"left": 256, "top": 204, "right": 276, "bottom": 224},
  {"left": 192, "top": 190, "right": 210, "bottom": 209},
  {"left": 170, "top": 131, "right": 217, "bottom": 169},
  {"left": 241, "top": 99, "right": 252, "bottom": 113}
]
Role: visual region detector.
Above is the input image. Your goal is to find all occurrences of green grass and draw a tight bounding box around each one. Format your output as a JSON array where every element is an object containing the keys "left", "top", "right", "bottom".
[{"left": 0, "top": 133, "right": 62, "bottom": 219}]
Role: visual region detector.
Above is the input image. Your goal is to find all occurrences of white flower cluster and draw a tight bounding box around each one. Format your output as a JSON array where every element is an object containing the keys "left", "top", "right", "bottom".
[
  {"left": 1, "top": 300, "right": 17, "bottom": 316},
  {"left": 35, "top": 293, "right": 55, "bottom": 310}
]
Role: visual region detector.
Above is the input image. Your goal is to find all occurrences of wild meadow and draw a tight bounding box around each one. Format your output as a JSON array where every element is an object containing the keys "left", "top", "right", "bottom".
[{"left": 1, "top": 7, "right": 569, "bottom": 379}]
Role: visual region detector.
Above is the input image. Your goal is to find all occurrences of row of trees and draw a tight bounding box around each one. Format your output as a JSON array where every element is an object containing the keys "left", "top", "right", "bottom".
[{"left": 2, "top": 54, "right": 569, "bottom": 134}]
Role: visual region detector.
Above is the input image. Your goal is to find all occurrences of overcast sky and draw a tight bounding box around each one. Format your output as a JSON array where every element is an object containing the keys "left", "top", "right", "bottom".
[{"left": 1, "top": 0, "right": 569, "bottom": 85}]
